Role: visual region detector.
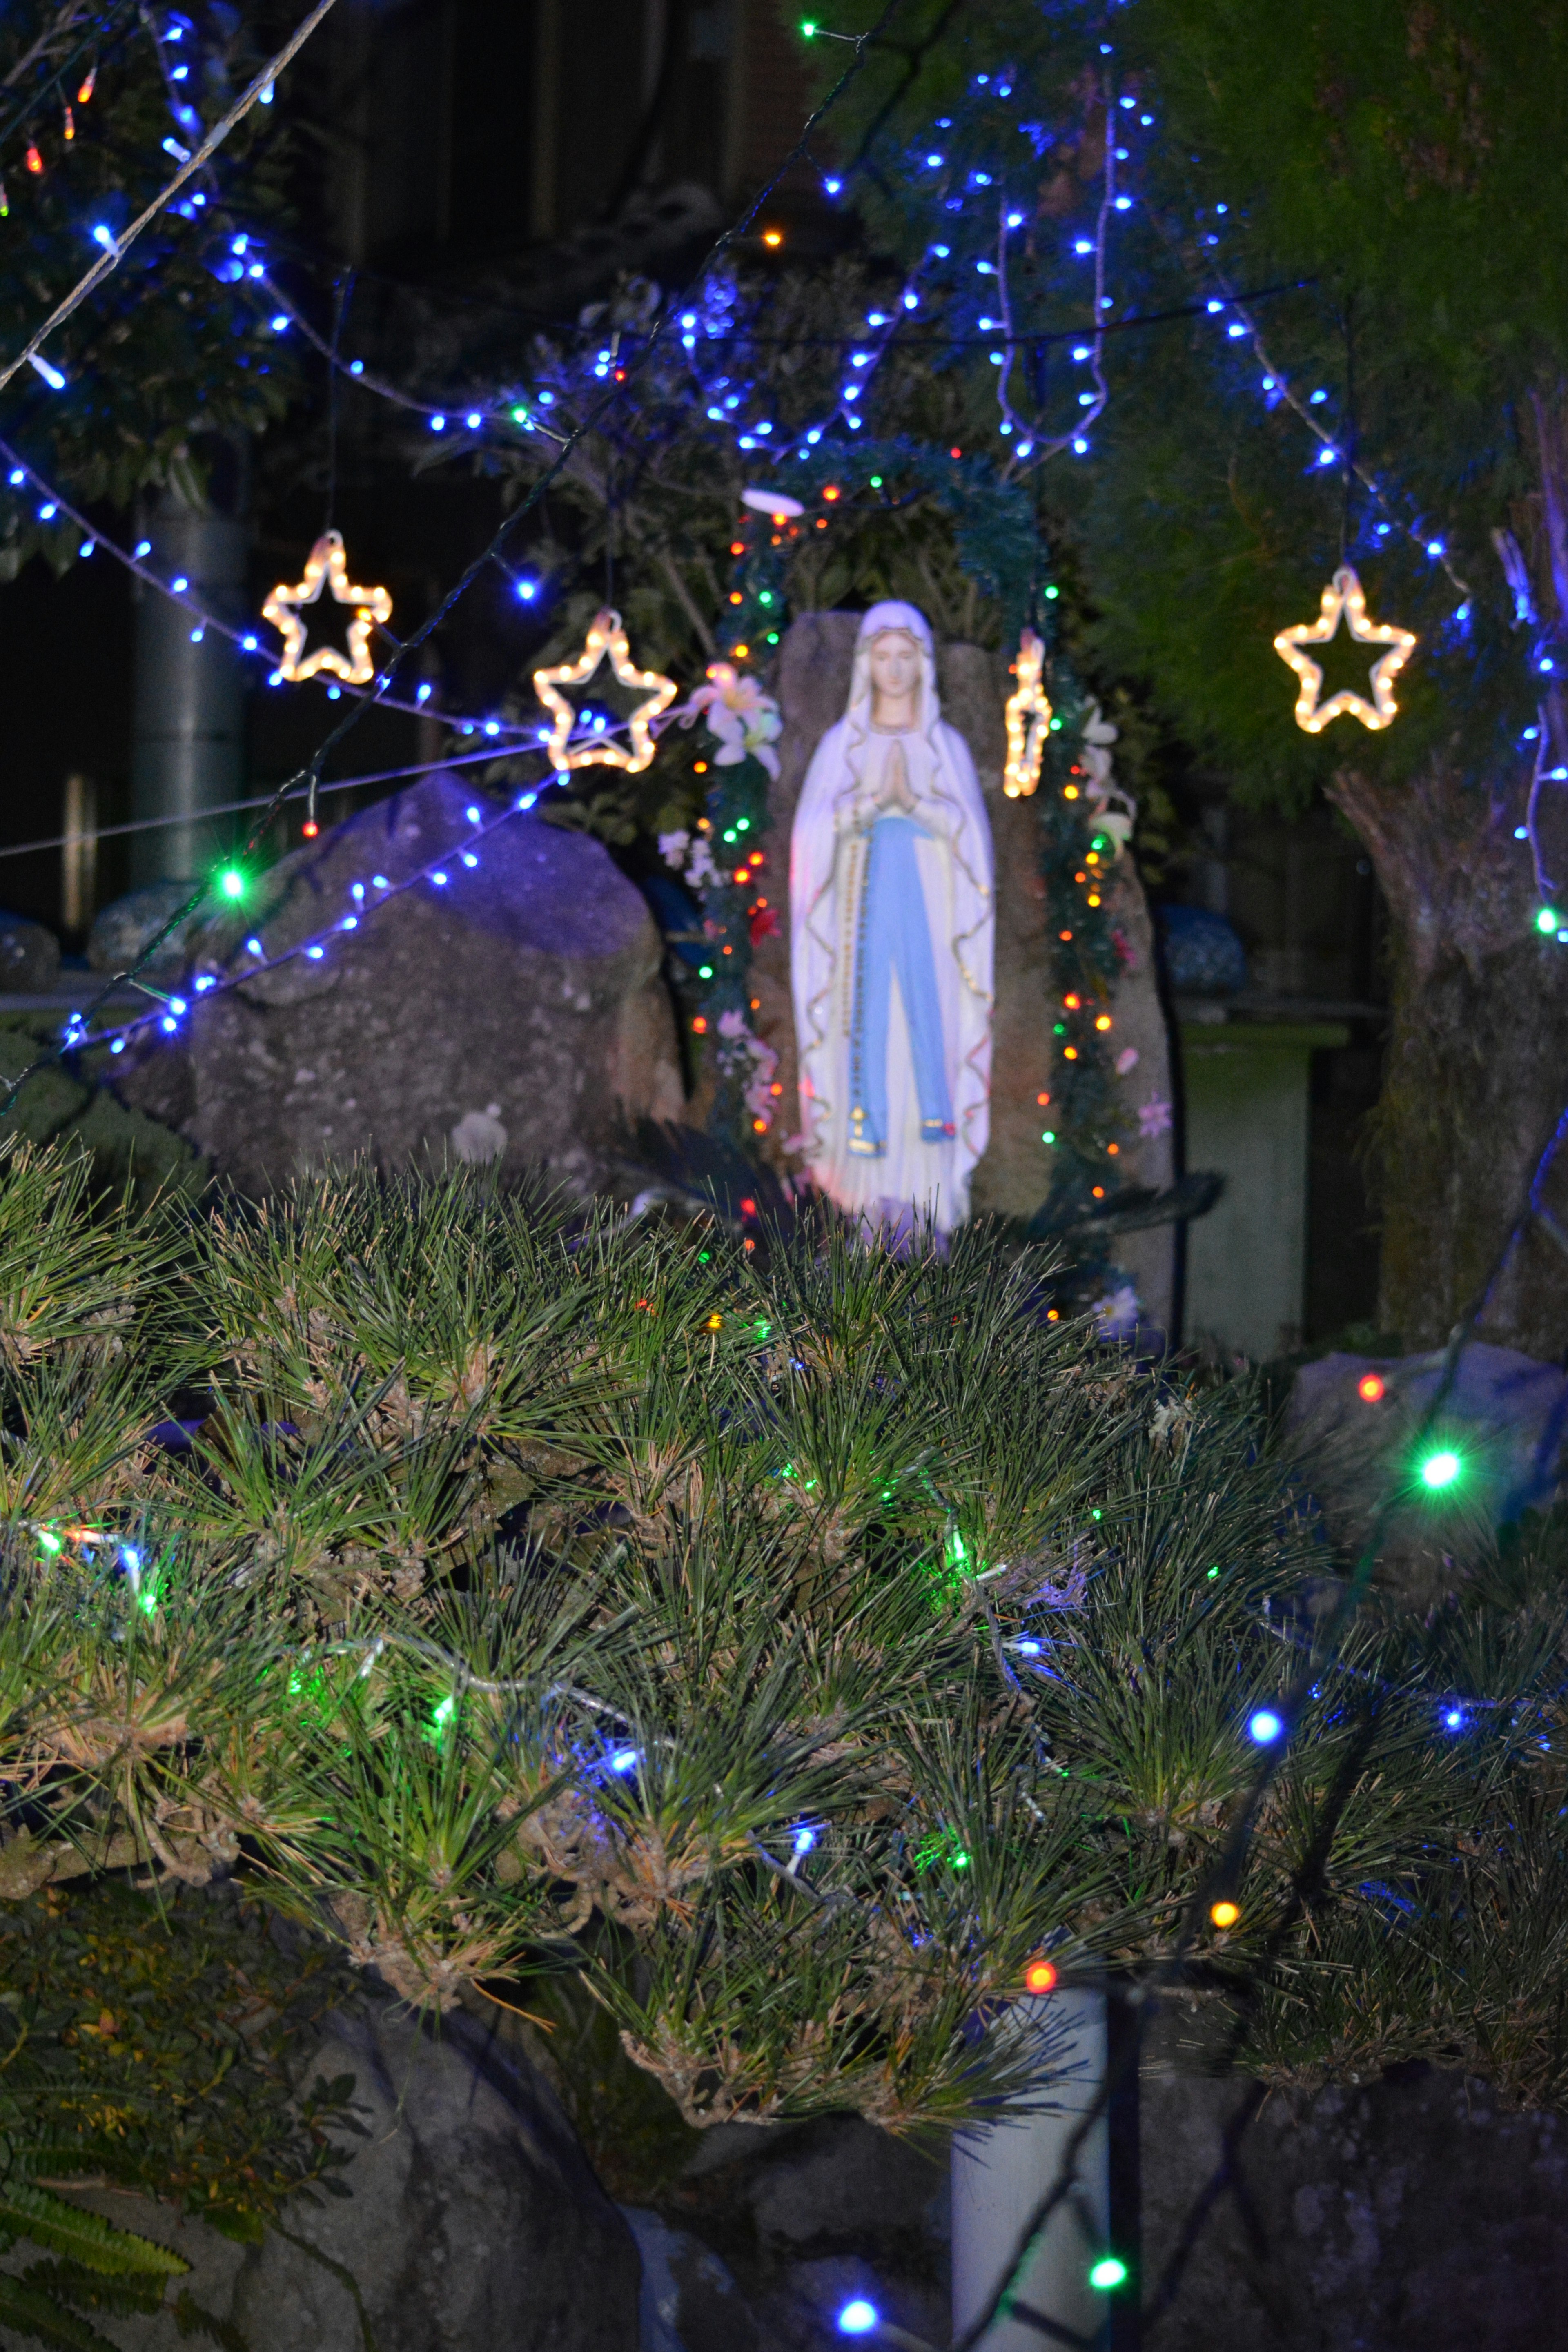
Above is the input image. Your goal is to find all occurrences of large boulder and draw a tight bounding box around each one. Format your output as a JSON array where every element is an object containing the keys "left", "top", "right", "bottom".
[
  {"left": 646, "top": 2114, "right": 951, "bottom": 2352},
  {"left": 113, "top": 773, "right": 684, "bottom": 1195},
  {"left": 54, "top": 2000, "right": 643, "bottom": 2352},
  {"left": 749, "top": 616, "right": 1176, "bottom": 1329},
  {"left": 0, "top": 910, "right": 61, "bottom": 992},
  {"left": 1140, "top": 2036, "right": 1568, "bottom": 2352},
  {"left": 1287, "top": 1339, "right": 1568, "bottom": 1589},
  {"left": 89, "top": 882, "right": 207, "bottom": 979}
]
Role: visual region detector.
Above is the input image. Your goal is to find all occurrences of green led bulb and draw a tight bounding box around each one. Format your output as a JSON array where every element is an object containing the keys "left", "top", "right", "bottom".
[
  {"left": 218, "top": 866, "right": 245, "bottom": 901},
  {"left": 1538, "top": 907, "right": 1561, "bottom": 935},
  {"left": 1089, "top": 2257, "right": 1128, "bottom": 2292},
  {"left": 1420, "top": 1448, "right": 1462, "bottom": 1490}
]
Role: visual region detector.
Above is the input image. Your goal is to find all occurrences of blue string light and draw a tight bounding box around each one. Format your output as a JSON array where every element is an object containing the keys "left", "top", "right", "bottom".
[
  {"left": 837, "top": 2301, "right": 879, "bottom": 2337},
  {"left": 0, "top": 434, "right": 541, "bottom": 748},
  {"left": 66, "top": 785, "right": 568, "bottom": 1067}
]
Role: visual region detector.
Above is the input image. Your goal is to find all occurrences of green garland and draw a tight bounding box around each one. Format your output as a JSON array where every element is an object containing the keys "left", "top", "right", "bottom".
[
  {"left": 680, "top": 743, "right": 781, "bottom": 1146},
  {"left": 1027, "top": 644, "right": 1136, "bottom": 1303}
]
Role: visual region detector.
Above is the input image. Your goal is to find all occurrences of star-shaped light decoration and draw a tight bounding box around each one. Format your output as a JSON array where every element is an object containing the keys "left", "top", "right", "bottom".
[
  {"left": 1003, "top": 627, "right": 1054, "bottom": 797},
  {"left": 1272, "top": 565, "right": 1417, "bottom": 733},
  {"left": 533, "top": 608, "right": 677, "bottom": 773},
  {"left": 261, "top": 528, "right": 392, "bottom": 686}
]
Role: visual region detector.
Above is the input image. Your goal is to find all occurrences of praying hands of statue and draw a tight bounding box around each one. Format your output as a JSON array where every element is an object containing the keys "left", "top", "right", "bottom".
[{"left": 874, "top": 737, "right": 919, "bottom": 816}]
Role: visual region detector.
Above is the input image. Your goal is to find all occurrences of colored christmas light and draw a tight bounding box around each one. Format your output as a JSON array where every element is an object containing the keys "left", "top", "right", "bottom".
[
  {"left": 533, "top": 610, "right": 677, "bottom": 773},
  {"left": 1089, "top": 2258, "right": 1129, "bottom": 2292},
  {"left": 1024, "top": 1958, "right": 1059, "bottom": 1995},
  {"left": 1357, "top": 1372, "right": 1386, "bottom": 1403},
  {"left": 1420, "top": 1448, "right": 1462, "bottom": 1491},
  {"left": 1273, "top": 567, "right": 1417, "bottom": 732},
  {"left": 262, "top": 529, "right": 393, "bottom": 686},
  {"left": 1210, "top": 1900, "right": 1241, "bottom": 1929},
  {"left": 1003, "top": 628, "right": 1052, "bottom": 797}
]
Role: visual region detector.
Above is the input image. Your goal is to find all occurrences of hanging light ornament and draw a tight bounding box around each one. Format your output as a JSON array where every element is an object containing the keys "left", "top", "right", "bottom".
[
  {"left": 533, "top": 607, "right": 677, "bottom": 772},
  {"left": 1273, "top": 565, "right": 1417, "bottom": 733},
  {"left": 261, "top": 528, "right": 392, "bottom": 686},
  {"left": 1003, "top": 626, "right": 1053, "bottom": 797}
]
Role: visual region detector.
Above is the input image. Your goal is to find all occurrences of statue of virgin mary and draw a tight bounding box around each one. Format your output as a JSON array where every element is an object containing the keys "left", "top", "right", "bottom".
[{"left": 789, "top": 602, "right": 993, "bottom": 1234}]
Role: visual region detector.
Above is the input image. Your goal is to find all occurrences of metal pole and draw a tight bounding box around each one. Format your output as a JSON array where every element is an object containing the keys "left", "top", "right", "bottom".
[
  {"left": 951, "top": 1990, "right": 1110, "bottom": 2352},
  {"left": 129, "top": 490, "right": 248, "bottom": 886},
  {"left": 60, "top": 772, "right": 96, "bottom": 934}
]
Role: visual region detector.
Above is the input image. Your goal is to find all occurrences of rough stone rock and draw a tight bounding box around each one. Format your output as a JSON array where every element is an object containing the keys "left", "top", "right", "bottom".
[
  {"left": 749, "top": 615, "right": 1176, "bottom": 1329},
  {"left": 0, "top": 911, "right": 60, "bottom": 991},
  {"left": 1140, "top": 2044, "right": 1568, "bottom": 2352},
  {"left": 1287, "top": 1339, "right": 1567, "bottom": 1586},
  {"left": 88, "top": 882, "right": 207, "bottom": 977},
  {"left": 623, "top": 2205, "right": 755, "bottom": 2352},
  {"left": 112, "top": 772, "right": 684, "bottom": 1195},
  {"left": 50, "top": 2000, "right": 643, "bottom": 2352},
  {"left": 653, "top": 2114, "right": 950, "bottom": 2351}
]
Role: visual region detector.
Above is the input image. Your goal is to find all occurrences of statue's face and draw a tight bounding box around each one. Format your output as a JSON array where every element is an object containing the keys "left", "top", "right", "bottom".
[{"left": 866, "top": 630, "right": 921, "bottom": 704}]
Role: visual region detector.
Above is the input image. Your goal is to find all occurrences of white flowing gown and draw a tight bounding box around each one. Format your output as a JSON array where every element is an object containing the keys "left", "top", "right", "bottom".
[{"left": 789, "top": 602, "right": 994, "bottom": 1234}]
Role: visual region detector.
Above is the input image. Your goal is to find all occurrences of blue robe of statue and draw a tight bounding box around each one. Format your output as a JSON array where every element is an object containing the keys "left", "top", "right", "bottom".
[{"left": 847, "top": 813, "right": 956, "bottom": 1157}]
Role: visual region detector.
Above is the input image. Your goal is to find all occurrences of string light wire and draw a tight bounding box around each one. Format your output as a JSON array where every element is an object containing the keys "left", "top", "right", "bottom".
[
  {"left": 0, "top": 0, "right": 344, "bottom": 400},
  {"left": 0, "top": 434, "right": 536, "bottom": 742},
  {"left": 0, "top": 742, "right": 556, "bottom": 867},
  {"left": 0, "top": 0, "right": 134, "bottom": 164},
  {"left": 0, "top": 0, "right": 900, "bottom": 1122},
  {"left": 74, "top": 782, "right": 543, "bottom": 1060}
]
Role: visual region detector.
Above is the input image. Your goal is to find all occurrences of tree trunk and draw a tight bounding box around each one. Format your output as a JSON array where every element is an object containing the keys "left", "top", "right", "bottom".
[{"left": 1328, "top": 755, "right": 1568, "bottom": 1354}]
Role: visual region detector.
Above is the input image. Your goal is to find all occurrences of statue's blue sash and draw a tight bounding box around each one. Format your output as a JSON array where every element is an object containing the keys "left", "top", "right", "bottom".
[{"left": 847, "top": 815, "right": 955, "bottom": 1157}]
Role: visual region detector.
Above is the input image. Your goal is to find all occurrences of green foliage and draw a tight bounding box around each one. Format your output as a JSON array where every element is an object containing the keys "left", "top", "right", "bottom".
[
  {"left": 1222, "top": 1523, "right": 1568, "bottom": 2105},
  {"left": 480, "top": 258, "right": 1047, "bottom": 793},
  {"left": 0, "top": 3, "right": 301, "bottom": 572},
  {"left": 0, "top": 1136, "right": 1564, "bottom": 2147},
  {"left": 0, "top": 1020, "right": 202, "bottom": 1204},
  {"left": 0, "top": 1876, "right": 361, "bottom": 2350},
  {"left": 808, "top": 0, "right": 1557, "bottom": 802}
]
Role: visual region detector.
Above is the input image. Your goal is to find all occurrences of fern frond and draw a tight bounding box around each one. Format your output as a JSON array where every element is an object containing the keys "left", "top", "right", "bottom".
[
  {"left": 0, "top": 2271, "right": 127, "bottom": 2351},
  {"left": 0, "top": 2185, "right": 188, "bottom": 2278}
]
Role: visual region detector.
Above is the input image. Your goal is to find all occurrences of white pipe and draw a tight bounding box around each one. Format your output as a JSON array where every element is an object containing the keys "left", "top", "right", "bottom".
[{"left": 951, "top": 1989, "right": 1109, "bottom": 2351}]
